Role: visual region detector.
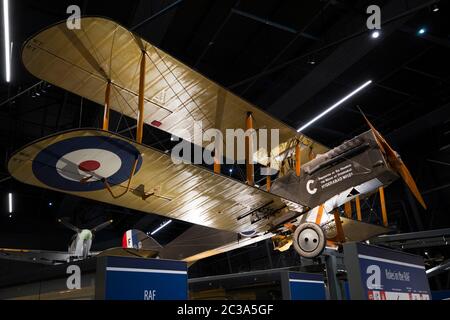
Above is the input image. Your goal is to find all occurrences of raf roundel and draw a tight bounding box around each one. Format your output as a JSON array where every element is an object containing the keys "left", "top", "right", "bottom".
[{"left": 32, "top": 136, "right": 143, "bottom": 192}]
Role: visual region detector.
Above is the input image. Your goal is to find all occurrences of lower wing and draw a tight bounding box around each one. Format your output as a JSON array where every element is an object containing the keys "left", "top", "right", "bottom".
[{"left": 0, "top": 248, "right": 72, "bottom": 265}]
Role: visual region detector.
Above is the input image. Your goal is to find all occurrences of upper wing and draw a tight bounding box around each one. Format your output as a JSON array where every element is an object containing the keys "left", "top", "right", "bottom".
[
  {"left": 8, "top": 129, "right": 302, "bottom": 234},
  {"left": 22, "top": 17, "right": 327, "bottom": 169},
  {"left": 0, "top": 248, "right": 71, "bottom": 265}
]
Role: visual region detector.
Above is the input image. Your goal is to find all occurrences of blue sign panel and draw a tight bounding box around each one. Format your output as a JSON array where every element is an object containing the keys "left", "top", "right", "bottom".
[
  {"left": 346, "top": 243, "right": 431, "bottom": 300},
  {"left": 432, "top": 290, "right": 450, "bottom": 300},
  {"left": 98, "top": 256, "right": 188, "bottom": 300},
  {"left": 288, "top": 272, "right": 326, "bottom": 300}
]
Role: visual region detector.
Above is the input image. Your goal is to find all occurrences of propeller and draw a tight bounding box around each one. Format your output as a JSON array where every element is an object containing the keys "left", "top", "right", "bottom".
[
  {"left": 91, "top": 220, "right": 114, "bottom": 234},
  {"left": 361, "top": 112, "right": 427, "bottom": 209},
  {"left": 58, "top": 218, "right": 81, "bottom": 233}
]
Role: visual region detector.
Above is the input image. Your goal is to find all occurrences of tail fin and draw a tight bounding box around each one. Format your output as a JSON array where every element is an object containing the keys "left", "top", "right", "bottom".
[
  {"left": 122, "top": 229, "right": 162, "bottom": 250},
  {"left": 358, "top": 107, "right": 427, "bottom": 209}
]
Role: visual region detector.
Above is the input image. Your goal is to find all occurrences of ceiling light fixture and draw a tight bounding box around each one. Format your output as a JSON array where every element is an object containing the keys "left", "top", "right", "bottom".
[
  {"left": 297, "top": 80, "right": 373, "bottom": 132},
  {"left": 432, "top": 4, "right": 439, "bottom": 12},
  {"left": 418, "top": 27, "right": 426, "bottom": 35},
  {"left": 151, "top": 220, "right": 172, "bottom": 236},
  {"left": 371, "top": 30, "right": 380, "bottom": 39},
  {"left": 8, "top": 192, "right": 12, "bottom": 213},
  {"left": 2, "top": 0, "right": 11, "bottom": 82}
]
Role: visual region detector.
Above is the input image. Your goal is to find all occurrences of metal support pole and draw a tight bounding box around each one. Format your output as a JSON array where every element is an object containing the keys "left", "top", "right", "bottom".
[
  {"left": 102, "top": 81, "right": 111, "bottom": 131},
  {"left": 324, "top": 253, "right": 343, "bottom": 300},
  {"left": 265, "top": 239, "right": 274, "bottom": 269},
  {"left": 245, "top": 112, "right": 254, "bottom": 185},
  {"left": 137, "top": 51, "right": 146, "bottom": 144}
]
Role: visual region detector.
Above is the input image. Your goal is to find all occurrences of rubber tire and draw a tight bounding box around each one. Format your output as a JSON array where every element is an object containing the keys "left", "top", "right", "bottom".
[{"left": 293, "top": 222, "right": 326, "bottom": 259}]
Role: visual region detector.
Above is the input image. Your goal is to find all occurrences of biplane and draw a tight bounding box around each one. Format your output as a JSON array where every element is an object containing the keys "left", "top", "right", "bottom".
[{"left": 7, "top": 17, "right": 426, "bottom": 262}]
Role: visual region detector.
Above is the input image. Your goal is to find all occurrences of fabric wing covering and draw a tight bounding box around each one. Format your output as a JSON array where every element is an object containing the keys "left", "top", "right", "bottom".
[
  {"left": 22, "top": 17, "right": 327, "bottom": 169},
  {"left": 8, "top": 129, "right": 290, "bottom": 234}
]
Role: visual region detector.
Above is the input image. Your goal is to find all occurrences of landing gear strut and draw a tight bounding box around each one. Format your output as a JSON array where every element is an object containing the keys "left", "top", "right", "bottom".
[{"left": 293, "top": 222, "right": 326, "bottom": 258}]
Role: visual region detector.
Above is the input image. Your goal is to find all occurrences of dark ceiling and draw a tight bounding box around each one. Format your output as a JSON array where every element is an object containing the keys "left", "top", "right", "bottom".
[{"left": 0, "top": 0, "right": 449, "bottom": 285}]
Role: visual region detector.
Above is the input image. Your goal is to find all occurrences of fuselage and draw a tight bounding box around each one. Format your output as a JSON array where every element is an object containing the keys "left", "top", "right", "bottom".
[{"left": 68, "top": 229, "right": 93, "bottom": 259}]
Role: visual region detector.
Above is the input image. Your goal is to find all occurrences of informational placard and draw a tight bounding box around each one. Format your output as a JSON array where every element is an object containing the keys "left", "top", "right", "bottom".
[
  {"left": 344, "top": 243, "right": 431, "bottom": 300},
  {"left": 287, "top": 272, "right": 326, "bottom": 300},
  {"left": 96, "top": 256, "right": 188, "bottom": 300}
]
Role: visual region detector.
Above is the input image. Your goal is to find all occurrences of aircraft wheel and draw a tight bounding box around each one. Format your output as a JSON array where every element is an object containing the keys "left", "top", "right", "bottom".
[{"left": 293, "top": 222, "right": 326, "bottom": 258}]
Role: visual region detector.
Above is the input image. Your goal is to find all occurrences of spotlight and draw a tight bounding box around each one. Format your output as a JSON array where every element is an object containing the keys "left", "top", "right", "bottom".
[
  {"left": 48, "top": 202, "right": 53, "bottom": 207},
  {"left": 432, "top": 4, "right": 439, "bottom": 12},
  {"left": 371, "top": 30, "right": 380, "bottom": 39},
  {"left": 418, "top": 28, "right": 426, "bottom": 35},
  {"left": 229, "top": 168, "right": 233, "bottom": 173},
  {"left": 151, "top": 220, "right": 172, "bottom": 236}
]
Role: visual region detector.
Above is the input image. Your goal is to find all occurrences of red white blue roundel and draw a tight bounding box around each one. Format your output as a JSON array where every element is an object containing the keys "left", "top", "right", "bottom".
[{"left": 32, "top": 136, "right": 143, "bottom": 192}]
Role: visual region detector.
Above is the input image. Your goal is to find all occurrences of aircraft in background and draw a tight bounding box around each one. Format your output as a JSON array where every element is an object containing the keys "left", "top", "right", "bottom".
[{"left": 0, "top": 219, "right": 113, "bottom": 265}]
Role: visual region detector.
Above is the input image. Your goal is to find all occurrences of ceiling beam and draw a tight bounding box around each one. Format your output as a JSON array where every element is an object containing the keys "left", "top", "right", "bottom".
[
  {"left": 131, "top": 0, "right": 182, "bottom": 45},
  {"left": 268, "top": 0, "right": 428, "bottom": 121},
  {"left": 231, "top": 8, "right": 319, "bottom": 40}
]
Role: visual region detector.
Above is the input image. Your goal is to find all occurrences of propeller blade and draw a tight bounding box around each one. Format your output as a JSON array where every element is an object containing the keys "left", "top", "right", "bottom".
[
  {"left": 91, "top": 220, "right": 113, "bottom": 234},
  {"left": 58, "top": 218, "right": 81, "bottom": 233},
  {"left": 361, "top": 113, "right": 427, "bottom": 209}
]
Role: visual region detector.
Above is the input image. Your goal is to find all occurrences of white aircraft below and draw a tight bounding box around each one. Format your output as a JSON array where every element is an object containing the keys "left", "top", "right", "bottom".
[{"left": 0, "top": 218, "right": 113, "bottom": 265}]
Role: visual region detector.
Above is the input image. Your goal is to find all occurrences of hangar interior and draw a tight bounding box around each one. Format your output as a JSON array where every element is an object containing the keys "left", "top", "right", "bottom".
[{"left": 0, "top": 0, "right": 449, "bottom": 300}]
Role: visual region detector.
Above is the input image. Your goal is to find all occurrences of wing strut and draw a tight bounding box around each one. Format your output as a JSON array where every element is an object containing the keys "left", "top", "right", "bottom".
[
  {"left": 137, "top": 51, "right": 146, "bottom": 144},
  {"left": 355, "top": 196, "right": 362, "bottom": 221},
  {"left": 344, "top": 201, "right": 352, "bottom": 218},
  {"left": 103, "top": 81, "right": 111, "bottom": 130},
  {"left": 295, "top": 142, "right": 301, "bottom": 177},
  {"left": 245, "top": 112, "right": 254, "bottom": 185},
  {"left": 379, "top": 187, "right": 389, "bottom": 227},
  {"left": 315, "top": 204, "right": 324, "bottom": 225},
  {"left": 333, "top": 209, "right": 345, "bottom": 243}
]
